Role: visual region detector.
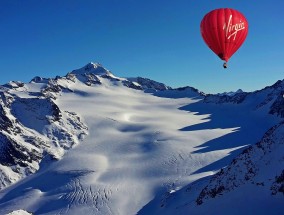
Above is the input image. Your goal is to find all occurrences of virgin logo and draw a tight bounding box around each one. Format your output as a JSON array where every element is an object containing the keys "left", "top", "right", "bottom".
[{"left": 223, "top": 15, "right": 245, "bottom": 40}]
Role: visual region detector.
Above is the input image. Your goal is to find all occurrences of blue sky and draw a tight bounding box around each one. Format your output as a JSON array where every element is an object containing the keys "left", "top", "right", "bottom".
[{"left": 1, "top": 0, "right": 283, "bottom": 93}]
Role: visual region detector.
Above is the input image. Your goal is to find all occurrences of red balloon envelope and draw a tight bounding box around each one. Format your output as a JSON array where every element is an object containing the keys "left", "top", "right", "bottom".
[{"left": 200, "top": 8, "right": 248, "bottom": 63}]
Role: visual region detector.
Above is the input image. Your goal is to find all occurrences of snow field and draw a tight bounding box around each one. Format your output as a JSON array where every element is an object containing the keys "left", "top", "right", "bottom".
[{"left": 0, "top": 67, "right": 282, "bottom": 214}]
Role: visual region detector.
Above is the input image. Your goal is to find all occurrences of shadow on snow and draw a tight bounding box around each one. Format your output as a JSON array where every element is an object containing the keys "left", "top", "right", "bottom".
[{"left": 0, "top": 169, "right": 93, "bottom": 214}]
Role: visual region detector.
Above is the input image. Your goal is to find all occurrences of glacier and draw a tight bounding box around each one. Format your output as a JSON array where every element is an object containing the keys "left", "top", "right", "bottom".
[{"left": 0, "top": 62, "right": 283, "bottom": 215}]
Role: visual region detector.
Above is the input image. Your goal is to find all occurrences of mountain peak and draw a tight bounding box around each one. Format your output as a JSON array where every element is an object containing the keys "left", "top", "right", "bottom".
[
  {"left": 218, "top": 88, "right": 244, "bottom": 96},
  {"left": 70, "top": 62, "right": 112, "bottom": 76}
]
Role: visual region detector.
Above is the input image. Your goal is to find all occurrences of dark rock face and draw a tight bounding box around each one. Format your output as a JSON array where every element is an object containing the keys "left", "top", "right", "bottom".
[
  {"left": 269, "top": 93, "right": 284, "bottom": 117},
  {"left": 85, "top": 73, "right": 101, "bottom": 86},
  {"left": 271, "top": 170, "right": 284, "bottom": 195},
  {"left": 122, "top": 80, "right": 143, "bottom": 90},
  {"left": 175, "top": 86, "right": 201, "bottom": 93},
  {"left": 31, "top": 76, "right": 47, "bottom": 83},
  {"left": 2, "top": 81, "right": 25, "bottom": 89},
  {"left": 0, "top": 92, "right": 18, "bottom": 133},
  {"left": 0, "top": 105, "right": 13, "bottom": 131},
  {"left": 204, "top": 92, "right": 248, "bottom": 104},
  {"left": 135, "top": 77, "right": 170, "bottom": 91},
  {"left": 0, "top": 134, "right": 42, "bottom": 167},
  {"left": 122, "top": 77, "right": 172, "bottom": 92}
]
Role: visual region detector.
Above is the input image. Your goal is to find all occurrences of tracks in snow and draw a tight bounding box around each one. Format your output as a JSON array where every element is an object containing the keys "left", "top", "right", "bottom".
[{"left": 59, "top": 178, "right": 114, "bottom": 215}]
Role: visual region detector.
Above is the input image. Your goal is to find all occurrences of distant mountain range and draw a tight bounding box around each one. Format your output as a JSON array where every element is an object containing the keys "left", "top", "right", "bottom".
[{"left": 0, "top": 63, "right": 283, "bottom": 215}]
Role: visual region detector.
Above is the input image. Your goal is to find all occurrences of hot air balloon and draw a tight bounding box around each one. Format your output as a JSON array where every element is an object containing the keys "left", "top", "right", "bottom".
[{"left": 200, "top": 8, "right": 248, "bottom": 68}]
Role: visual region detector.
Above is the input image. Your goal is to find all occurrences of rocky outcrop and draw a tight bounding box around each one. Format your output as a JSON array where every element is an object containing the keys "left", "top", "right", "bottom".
[
  {"left": 0, "top": 90, "right": 88, "bottom": 190},
  {"left": 196, "top": 121, "right": 284, "bottom": 205}
]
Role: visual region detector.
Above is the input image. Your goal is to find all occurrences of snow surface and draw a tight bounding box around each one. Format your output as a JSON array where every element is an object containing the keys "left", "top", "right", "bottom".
[
  {"left": 144, "top": 121, "right": 284, "bottom": 215},
  {"left": 0, "top": 63, "right": 283, "bottom": 214},
  {"left": 6, "top": 210, "right": 32, "bottom": 215}
]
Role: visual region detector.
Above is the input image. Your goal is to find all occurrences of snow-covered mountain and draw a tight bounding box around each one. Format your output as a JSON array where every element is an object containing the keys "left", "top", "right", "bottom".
[
  {"left": 204, "top": 79, "right": 284, "bottom": 118},
  {"left": 196, "top": 120, "right": 284, "bottom": 204},
  {"left": 0, "top": 89, "right": 88, "bottom": 190},
  {"left": 142, "top": 120, "right": 284, "bottom": 215},
  {"left": 218, "top": 89, "right": 244, "bottom": 97},
  {"left": 0, "top": 62, "right": 283, "bottom": 215}
]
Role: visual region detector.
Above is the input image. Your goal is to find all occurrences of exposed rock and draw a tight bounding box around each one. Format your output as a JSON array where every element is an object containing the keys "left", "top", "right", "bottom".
[
  {"left": 0, "top": 92, "right": 88, "bottom": 190},
  {"left": 196, "top": 121, "right": 284, "bottom": 205}
]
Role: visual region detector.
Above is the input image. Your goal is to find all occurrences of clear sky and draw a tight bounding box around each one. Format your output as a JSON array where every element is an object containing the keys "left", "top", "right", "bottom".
[{"left": 1, "top": 0, "right": 283, "bottom": 93}]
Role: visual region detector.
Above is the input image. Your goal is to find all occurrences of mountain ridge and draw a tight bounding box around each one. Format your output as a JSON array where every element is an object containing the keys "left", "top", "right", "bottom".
[{"left": 0, "top": 62, "right": 283, "bottom": 215}]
